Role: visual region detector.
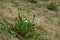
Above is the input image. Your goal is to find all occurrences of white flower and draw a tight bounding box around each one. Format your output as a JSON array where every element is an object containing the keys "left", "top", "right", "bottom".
[{"left": 24, "top": 20, "right": 29, "bottom": 23}]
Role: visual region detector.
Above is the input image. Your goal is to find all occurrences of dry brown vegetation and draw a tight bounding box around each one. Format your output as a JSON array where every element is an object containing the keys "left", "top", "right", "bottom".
[{"left": 0, "top": 0, "right": 60, "bottom": 40}]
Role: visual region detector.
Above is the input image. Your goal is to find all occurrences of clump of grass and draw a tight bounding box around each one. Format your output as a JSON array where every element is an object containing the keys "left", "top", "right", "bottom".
[
  {"left": 0, "top": 13, "right": 48, "bottom": 40},
  {"left": 12, "top": 12, "right": 48, "bottom": 40},
  {"left": 48, "top": 2, "right": 58, "bottom": 11},
  {"left": 13, "top": 13, "right": 38, "bottom": 40}
]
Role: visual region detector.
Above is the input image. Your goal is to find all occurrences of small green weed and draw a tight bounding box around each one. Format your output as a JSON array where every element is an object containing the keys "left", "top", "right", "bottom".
[
  {"left": 13, "top": 13, "right": 38, "bottom": 40},
  {"left": 0, "top": 19, "right": 12, "bottom": 34},
  {"left": 48, "top": 2, "right": 58, "bottom": 11}
]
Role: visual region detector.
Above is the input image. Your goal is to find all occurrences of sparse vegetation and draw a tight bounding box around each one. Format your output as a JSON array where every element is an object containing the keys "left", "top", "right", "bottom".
[
  {"left": 12, "top": 13, "right": 48, "bottom": 40},
  {"left": 0, "top": 0, "right": 60, "bottom": 40},
  {"left": 0, "top": 19, "right": 12, "bottom": 34},
  {"left": 48, "top": 2, "right": 58, "bottom": 11},
  {"left": 19, "top": 2, "right": 41, "bottom": 11},
  {"left": 0, "top": 13, "right": 48, "bottom": 40}
]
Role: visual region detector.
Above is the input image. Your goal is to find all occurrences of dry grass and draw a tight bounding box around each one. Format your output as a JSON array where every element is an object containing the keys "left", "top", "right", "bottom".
[{"left": 0, "top": 0, "right": 60, "bottom": 40}]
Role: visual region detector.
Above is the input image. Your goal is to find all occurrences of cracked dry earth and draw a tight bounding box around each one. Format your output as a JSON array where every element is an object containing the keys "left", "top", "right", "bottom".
[{"left": 0, "top": 0, "right": 60, "bottom": 40}]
